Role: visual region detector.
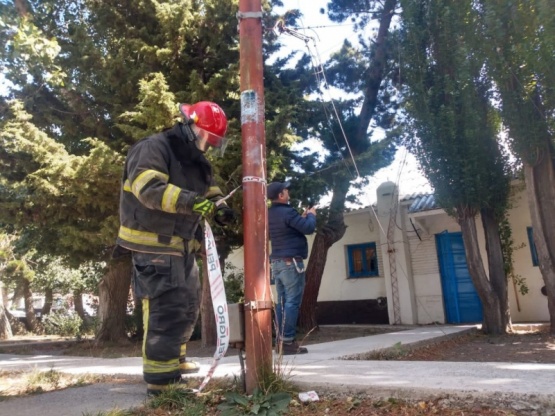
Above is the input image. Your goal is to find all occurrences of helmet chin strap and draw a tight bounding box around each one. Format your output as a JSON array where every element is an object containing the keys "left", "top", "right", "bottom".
[
  {"left": 176, "top": 122, "right": 205, "bottom": 160},
  {"left": 180, "top": 121, "right": 199, "bottom": 144}
]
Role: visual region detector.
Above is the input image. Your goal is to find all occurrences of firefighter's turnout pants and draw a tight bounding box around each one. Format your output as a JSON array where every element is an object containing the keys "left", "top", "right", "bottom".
[{"left": 132, "top": 251, "right": 200, "bottom": 385}]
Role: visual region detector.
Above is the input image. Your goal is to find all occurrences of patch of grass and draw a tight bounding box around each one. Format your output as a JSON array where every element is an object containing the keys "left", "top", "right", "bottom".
[
  {"left": 26, "top": 368, "right": 62, "bottom": 392},
  {"left": 144, "top": 378, "right": 236, "bottom": 416},
  {"left": 218, "top": 389, "right": 291, "bottom": 416},
  {"left": 0, "top": 368, "right": 111, "bottom": 398},
  {"left": 82, "top": 410, "right": 135, "bottom": 416},
  {"left": 148, "top": 389, "right": 206, "bottom": 415},
  {"left": 345, "top": 341, "right": 410, "bottom": 361}
]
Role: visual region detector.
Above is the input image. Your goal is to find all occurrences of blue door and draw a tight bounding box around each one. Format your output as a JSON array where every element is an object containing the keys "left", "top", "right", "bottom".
[{"left": 436, "top": 232, "right": 483, "bottom": 323}]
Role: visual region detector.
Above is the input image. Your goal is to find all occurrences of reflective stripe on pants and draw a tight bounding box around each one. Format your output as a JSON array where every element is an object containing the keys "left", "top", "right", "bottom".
[{"left": 132, "top": 251, "right": 200, "bottom": 385}]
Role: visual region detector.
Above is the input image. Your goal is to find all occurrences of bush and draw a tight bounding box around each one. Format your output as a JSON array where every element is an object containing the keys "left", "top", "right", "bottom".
[
  {"left": 43, "top": 310, "right": 83, "bottom": 337},
  {"left": 224, "top": 265, "right": 245, "bottom": 304}
]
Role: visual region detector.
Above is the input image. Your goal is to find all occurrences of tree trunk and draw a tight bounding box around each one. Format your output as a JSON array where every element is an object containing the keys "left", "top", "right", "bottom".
[
  {"left": 95, "top": 258, "right": 132, "bottom": 344},
  {"left": 481, "top": 208, "right": 511, "bottom": 332},
  {"left": 130, "top": 285, "right": 144, "bottom": 341},
  {"left": 14, "top": 0, "right": 30, "bottom": 17},
  {"left": 299, "top": 178, "right": 349, "bottom": 332},
  {"left": 23, "top": 279, "right": 37, "bottom": 332},
  {"left": 74, "top": 289, "right": 85, "bottom": 320},
  {"left": 0, "top": 283, "right": 12, "bottom": 340},
  {"left": 459, "top": 214, "right": 504, "bottom": 334},
  {"left": 42, "top": 287, "right": 53, "bottom": 315},
  {"left": 296, "top": 0, "right": 396, "bottom": 332},
  {"left": 1, "top": 285, "right": 8, "bottom": 309},
  {"left": 356, "top": 0, "right": 397, "bottom": 140},
  {"left": 524, "top": 147, "right": 555, "bottom": 334}
]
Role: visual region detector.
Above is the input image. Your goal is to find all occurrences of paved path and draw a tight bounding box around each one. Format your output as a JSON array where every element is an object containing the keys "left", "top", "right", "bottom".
[{"left": 1, "top": 325, "right": 554, "bottom": 416}]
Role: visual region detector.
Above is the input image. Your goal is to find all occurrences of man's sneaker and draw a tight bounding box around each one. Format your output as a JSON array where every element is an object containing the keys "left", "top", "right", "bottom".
[
  {"left": 281, "top": 340, "right": 308, "bottom": 355},
  {"left": 147, "top": 379, "right": 194, "bottom": 396},
  {"left": 179, "top": 358, "right": 200, "bottom": 374}
]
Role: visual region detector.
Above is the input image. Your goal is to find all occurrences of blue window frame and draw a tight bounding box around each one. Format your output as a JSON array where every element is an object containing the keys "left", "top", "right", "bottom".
[
  {"left": 527, "top": 227, "right": 539, "bottom": 267},
  {"left": 347, "top": 243, "right": 378, "bottom": 278}
]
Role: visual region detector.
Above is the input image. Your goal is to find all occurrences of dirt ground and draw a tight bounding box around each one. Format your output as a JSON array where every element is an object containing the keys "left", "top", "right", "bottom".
[
  {"left": 402, "top": 327, "right": 555, "bottom": 363},
  {"left": 1, "top": 325, "right": 553, "bottom": 415},
  {"left": 0, "top": 324, "right": 553, "bottom": 364},
  {"left": 350, "top": 324, "right": 555, "bottom": 363},
  {"left": 0, "top": 325, "right": 395, "bottom": 358}
]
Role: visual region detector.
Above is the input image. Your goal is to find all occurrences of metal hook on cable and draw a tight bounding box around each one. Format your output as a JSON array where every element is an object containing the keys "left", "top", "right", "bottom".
[{"left": 273, "top": 19, "right": 315, "bottom": 44}]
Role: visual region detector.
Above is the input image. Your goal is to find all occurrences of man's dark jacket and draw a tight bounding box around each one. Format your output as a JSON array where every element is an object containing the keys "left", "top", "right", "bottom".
[{"left": 268, "top": 202, "right": 316, "bottom": 260}]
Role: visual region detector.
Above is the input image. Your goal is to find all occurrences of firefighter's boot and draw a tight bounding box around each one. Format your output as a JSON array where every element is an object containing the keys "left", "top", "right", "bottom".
[{"left": 179, "top": 343, "right": 200, "bottom": 374}]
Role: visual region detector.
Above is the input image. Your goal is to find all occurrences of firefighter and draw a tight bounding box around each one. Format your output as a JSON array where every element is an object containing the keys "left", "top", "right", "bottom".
[{"left": 115, "top": 101, "right": 236, "bottom": 395}]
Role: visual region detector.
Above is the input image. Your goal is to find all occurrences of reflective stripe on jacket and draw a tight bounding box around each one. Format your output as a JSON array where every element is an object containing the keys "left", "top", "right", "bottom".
[{"left": 116, "top": 123, "right": 223, "bottom": 255}]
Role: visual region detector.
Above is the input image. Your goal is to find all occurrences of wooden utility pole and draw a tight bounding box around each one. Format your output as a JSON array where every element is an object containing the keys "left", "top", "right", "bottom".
[{"left": 238, "top": 0, "right": 273, "bottom": 393}]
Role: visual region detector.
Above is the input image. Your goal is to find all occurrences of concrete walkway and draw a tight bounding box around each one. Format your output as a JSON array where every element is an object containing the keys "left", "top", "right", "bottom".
[{"left": 0, "top": 325, "right": 554, "bottom": 416}]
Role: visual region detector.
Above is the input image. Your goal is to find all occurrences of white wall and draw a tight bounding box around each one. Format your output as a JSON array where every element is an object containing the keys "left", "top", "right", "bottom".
[
  {"left": 506, "top": 187, "right": 549, "bottom": 322},
  {"left": 405, "top": 185, "right": 549, "bottom": 324},
  {"left": 317, "top": 208, "right": 386, "bottom": 302},
  {"left": 406, "top": 224, "right": 444, "bottom": 324},
  {"left": 407, "top": 211, "right": 459, "bottom": 324}
]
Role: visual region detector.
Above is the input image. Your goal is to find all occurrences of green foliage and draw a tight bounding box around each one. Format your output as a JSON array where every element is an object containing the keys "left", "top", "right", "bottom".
[
  {"left": 0, "top": 100, "right": 123, "bottom": 265},
  {"left": 42, "top": 310, "right": 83, "bottom": 337},
  {"left": 32, "top": 256, "right": 104, "bottom": 295},
  {"left": 0, "top": 235, "right": 35, "bottom": 300},
  {"left": 27, "top": 369, "right": 62, "bottom": 391},
  {"left": 479, "top": 0, "right": 555, "bottom": 164},
  {"left": 217, "top": 389, "right": 291, "bottom": 416},
  {"left": 0, "top": 14, "right": 66, "bottom": 89},
  {"left": 147, "top": 385, "right": 206, "bottom": 415},
  {"left": 499, "top": 214, "right": 529, "bottom": 296},
  {"left": 224, "top": 264, "right": 245, "bottom": 304},
  {"left": 0, "top": 0, "right": 315, "bottom": 272},
  {"left": 400, "top": 0, "right": 511, "bottom": 218},
  {"left": 5, "top": 259, "right": 34, "bottom": 282},
  {"left": 117, "top": 72, "right": 179, "bottom": 140}
]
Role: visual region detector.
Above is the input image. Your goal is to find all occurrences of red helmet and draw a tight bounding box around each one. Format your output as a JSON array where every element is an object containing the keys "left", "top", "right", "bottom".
[{"left": 179, "top": 102, "right": 228, "bottom": 153}]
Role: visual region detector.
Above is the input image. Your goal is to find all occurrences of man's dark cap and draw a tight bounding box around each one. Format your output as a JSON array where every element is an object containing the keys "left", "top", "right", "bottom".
[{"left": 267, "top": 181, "right": 290, "bottom": 200}]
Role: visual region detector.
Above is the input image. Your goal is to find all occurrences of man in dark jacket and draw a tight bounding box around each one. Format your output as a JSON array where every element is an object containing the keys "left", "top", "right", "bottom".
[
  {"left": 115, "top": 101, "right": 236, "bottom": 395},
  {"left": 268, "top": 181, "right": 316, "bottom": 355}
]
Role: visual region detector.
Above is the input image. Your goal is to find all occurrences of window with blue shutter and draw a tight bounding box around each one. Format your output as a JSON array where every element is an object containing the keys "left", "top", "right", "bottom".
[
  {"left": 347, "top": 243, "right": 378, "bottom": 278},
  {"left": 527, "top": 227, "right": 539, "bottom": 267}
]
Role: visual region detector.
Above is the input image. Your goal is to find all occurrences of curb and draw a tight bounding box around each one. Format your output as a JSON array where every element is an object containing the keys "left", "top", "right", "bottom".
[{"left": 340, "top": 325, "right": 478, "bottom": 360}]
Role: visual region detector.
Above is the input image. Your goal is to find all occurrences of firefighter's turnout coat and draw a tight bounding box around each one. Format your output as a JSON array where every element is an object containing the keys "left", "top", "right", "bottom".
[{"left": 116, "top": 123, "right": 224, "bottom": 256}]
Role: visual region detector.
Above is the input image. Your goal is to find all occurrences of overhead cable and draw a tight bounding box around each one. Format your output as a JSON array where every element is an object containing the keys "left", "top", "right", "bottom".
[{"left": 274, "top": 20, "right": 361, "bottom": 178}]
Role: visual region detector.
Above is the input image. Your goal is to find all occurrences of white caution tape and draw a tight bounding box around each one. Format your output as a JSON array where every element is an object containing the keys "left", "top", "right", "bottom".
[
  {"left": 197, "top": 220, "right": 230, "bottom": 393},
  {"left": 242, "top": 176, "right": 266, "bottom": 183},
  {"left": 216, "top": 185, "right": 242, "bottom": 206}
]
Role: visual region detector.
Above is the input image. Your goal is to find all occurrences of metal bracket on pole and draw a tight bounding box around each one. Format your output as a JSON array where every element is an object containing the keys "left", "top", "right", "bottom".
[
  {"left": 236, "top": 11, "right": 263, "bottom": 33},
  {"left": 244, "top": 300, "right": 273, "bottom": 311},
  {"left": 236, "top": 11, "right": 263, "bottom": 20}
]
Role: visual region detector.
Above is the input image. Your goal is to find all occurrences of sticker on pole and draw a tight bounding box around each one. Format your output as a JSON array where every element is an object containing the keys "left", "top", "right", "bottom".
[{"left": 197, "top": 220, "right": 230, "bottom": 392}]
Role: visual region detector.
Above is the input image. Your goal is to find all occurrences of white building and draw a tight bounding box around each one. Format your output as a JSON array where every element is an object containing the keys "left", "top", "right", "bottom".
[{"left": 228, "top": 181, "right": 548, "bottom": 325}]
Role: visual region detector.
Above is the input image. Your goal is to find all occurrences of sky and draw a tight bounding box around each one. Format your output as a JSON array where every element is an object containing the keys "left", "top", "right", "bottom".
[{"left": 274, "top": 0, "right": 432, "bottom": 205}]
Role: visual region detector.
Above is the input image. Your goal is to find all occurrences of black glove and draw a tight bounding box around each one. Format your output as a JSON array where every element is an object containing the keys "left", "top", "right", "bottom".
[{"left": 214, "top": 206, "right": 237, "bottom": 226}]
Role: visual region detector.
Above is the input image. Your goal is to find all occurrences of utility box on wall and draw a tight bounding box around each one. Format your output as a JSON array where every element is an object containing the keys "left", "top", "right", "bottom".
[{"left": 228, "top": 303, "right": 245, "bottom": 345}]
